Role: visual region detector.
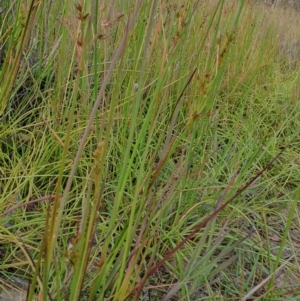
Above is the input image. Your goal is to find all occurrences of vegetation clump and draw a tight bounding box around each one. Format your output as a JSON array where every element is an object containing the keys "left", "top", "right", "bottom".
[{"left": 1, "top": 0, "right": 300, "bottom": 300}]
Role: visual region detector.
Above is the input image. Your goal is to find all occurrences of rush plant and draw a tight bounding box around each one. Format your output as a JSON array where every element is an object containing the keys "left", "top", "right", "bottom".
[{"left": 1, "top": 0, "right": 300, "bottom": 300}]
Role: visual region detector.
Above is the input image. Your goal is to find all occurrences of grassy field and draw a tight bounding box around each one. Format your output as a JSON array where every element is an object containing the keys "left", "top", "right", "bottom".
[{"left": 1, "top": 0, "right": 300, "bottom": 300}]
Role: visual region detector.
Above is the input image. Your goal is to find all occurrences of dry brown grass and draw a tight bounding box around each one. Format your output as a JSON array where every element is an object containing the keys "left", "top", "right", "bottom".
[{"left": 252, "top": 1, "right": 300, "bottom": 66}]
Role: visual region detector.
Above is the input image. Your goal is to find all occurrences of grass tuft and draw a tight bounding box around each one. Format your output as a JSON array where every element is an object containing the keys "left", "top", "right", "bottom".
[{"left": 1, "top": 0, "right": 300, "bottom": 300}]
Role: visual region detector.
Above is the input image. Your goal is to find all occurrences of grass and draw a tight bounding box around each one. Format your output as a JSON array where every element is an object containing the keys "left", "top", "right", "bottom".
[{"left": 1, "top": 0, "right": 300, "bottom": 300}]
